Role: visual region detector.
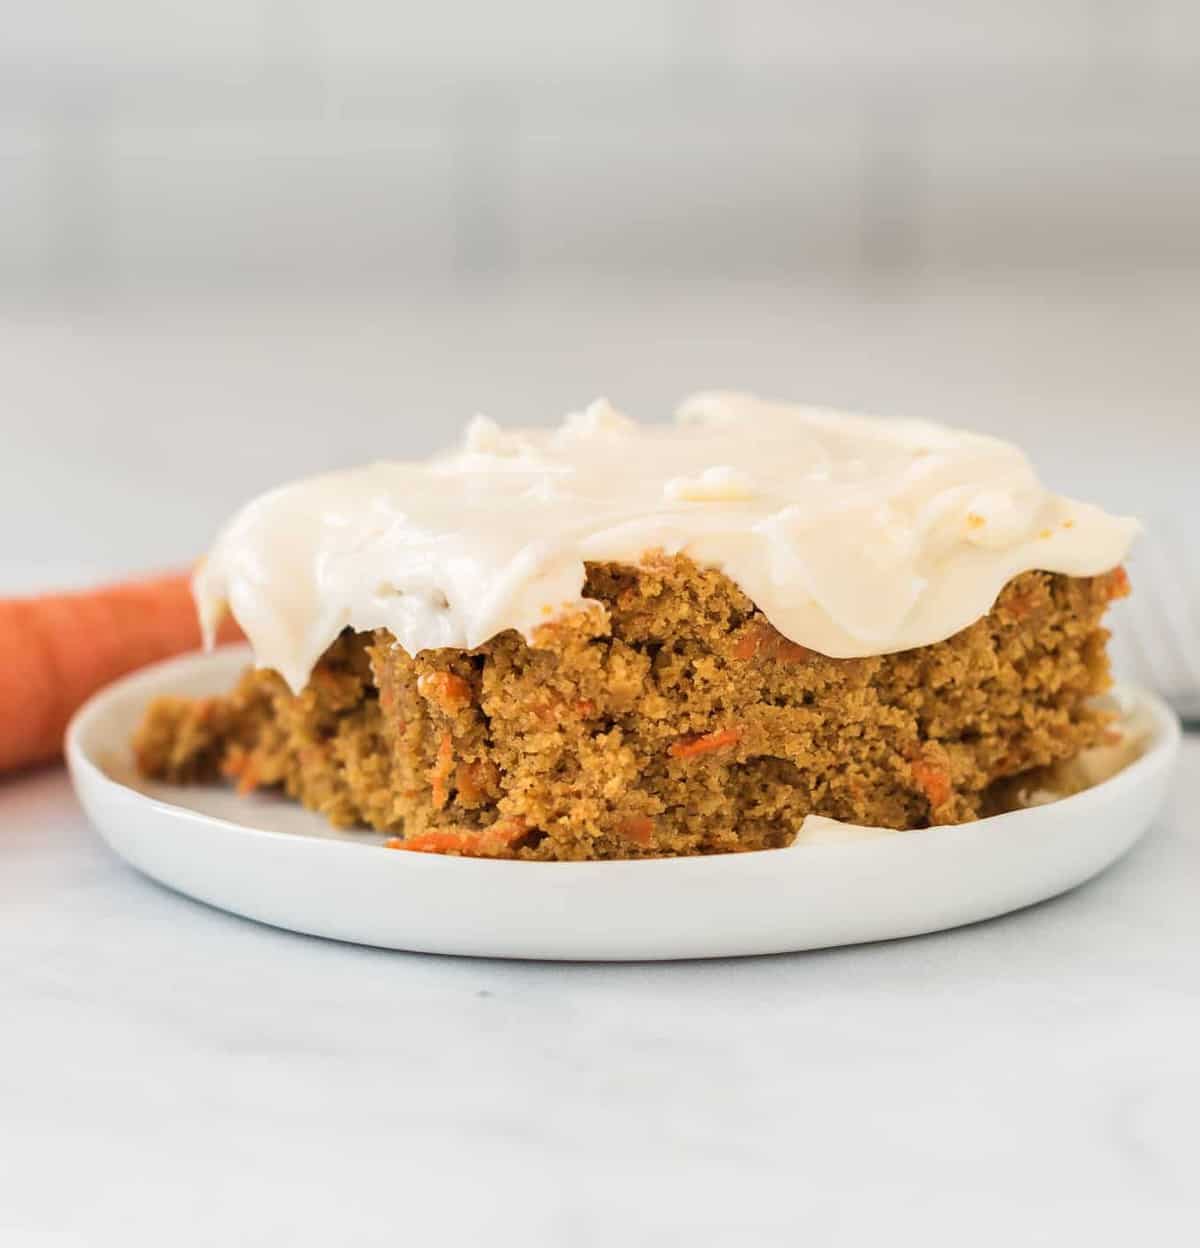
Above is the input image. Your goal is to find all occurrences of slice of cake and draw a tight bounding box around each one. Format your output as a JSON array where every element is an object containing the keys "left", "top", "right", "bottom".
[{"left": 134, "top": 393, "right": 1138, "bottom": 860}]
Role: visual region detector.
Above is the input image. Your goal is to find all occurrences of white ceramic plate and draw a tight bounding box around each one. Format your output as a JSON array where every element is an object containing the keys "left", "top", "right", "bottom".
[{"left": 67, "top": 646, "right": 1180, "bottom": 961}]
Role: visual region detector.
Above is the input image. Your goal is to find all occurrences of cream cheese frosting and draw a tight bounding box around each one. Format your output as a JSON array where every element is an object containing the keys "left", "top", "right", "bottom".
[{"left": 196, "top": 392, "right": 1139, "bottom": 693}]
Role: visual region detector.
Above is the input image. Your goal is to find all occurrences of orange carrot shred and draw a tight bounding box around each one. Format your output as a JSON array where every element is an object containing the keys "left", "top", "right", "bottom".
[
  {"left": 1106, "top": 566, "right": 1131, "bottom": 601},
  {"left": 387, "top": 818, "right": 527, "bottom": 858},
  {"left": 220, "top": 746, "right": 263, "bottom": 796},
  {"left": 615, "top": 815, "right": 655, "bottom": 846},
  {"left": 668, "top": 727, "right": 741, "bottom": 759},
  {"left": 731, "top": 635, "right": 758, "bottom": 661},
  {"left": 770, "top": 638, "right": 811, "bottom": 664},
  {"left": 235, "top": 761, "right": 262, "bottom": 797},
  {"left": 455, "top": 758, "right": 498, "bottom": 804},
  {"left": 732, "top": 623, "right": 811, "bottom": 664},
  {"left": 417, "top": 671, "right": 473, "bottom": 714},
  {"left": 1005, "top": 589, "right": 1041, "bottom": 621},
  {"left": 219, "top": 746, "right": 247, "bottom": 779},
  {"left": 912, "top": 759, "right": 952, "bottom": 809}
]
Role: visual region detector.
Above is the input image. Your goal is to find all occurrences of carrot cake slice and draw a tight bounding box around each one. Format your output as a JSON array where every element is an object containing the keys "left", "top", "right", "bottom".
[{"left": 134, "top": 393, "right": 1138, "bottom": 860}]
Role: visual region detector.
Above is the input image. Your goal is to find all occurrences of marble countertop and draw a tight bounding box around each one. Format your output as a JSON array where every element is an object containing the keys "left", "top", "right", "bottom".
[
  {"left": 3, "top": 750, "right": 1197, "bottom": 1245},
  {"left": 1, "top": 277, "right": 1197, "bottom": 1245}
]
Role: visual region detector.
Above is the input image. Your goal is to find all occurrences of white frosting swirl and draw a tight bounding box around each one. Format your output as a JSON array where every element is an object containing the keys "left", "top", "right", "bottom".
[{"left": 196, "top": 393, "right": 1138, "bottom": 693}]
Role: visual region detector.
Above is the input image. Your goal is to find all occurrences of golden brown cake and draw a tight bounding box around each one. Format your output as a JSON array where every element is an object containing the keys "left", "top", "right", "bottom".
[
  {"left": 132, "top": 394, "right": 1139, "bottom": 859},
  {"left": 135, "top": 557, "right": 1130, "bottom": 859}
]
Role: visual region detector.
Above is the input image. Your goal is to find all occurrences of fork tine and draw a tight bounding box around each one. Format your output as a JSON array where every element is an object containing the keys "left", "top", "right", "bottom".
[
  {"left": 1123, "top": 522, "right": 1200, "bottom": 724},
  {"left": 1137, "top": 529, "right": 1200, "bottom": 688},
  {"left": 1119, "top": 578, "right": 1174, "bottom": 692}
]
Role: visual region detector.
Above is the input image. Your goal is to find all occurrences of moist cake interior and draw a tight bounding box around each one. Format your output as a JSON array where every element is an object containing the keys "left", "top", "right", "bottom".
[{"left": 134, "top": 556, "right": 1128, "bottom": 860}]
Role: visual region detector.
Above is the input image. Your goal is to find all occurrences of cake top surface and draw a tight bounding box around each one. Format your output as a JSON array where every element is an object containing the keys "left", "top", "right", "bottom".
[{"left": 196, "top": 392, "right": 1137, "bottom": 691}]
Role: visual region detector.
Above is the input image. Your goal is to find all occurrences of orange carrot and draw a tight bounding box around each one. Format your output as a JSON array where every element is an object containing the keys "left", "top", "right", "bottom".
[
  {"left": 615, "top": 815, "right": 655, "bottom": 846},
  {"left": 417, "top": 670, "right": 473, "bottom": 714},
  {"left": 1105, "top": 566, "right": 1131, "bottom": 601},
  {"left": 0, "top": 570, "right": 243, "bottom": 774},
  {"left": 386, "top": 818, "right": 527, "bottom": 858},
  {"left": 220, "top": 745, "right": 262, "bottom": 796},
  {"left": 668, "top": 727, "right": 741, "bottom": 759},
  {"left": 455, "top": 758, "right": 498, "bottom": 804},
  {"left": 912, "top": 758, "right": 952, "bottom": 809},
  {"left": 219, "top": 745, "right": 248, "bottom": 782},
  {"left": 732, "top": 622, "right": 812, "bottom": 664},
  {"left": 731, "top": 634, "right": 759, "bottom": 661},
  {"left": 1004, "top": 589, "right": 1042, "bottom": 621}
]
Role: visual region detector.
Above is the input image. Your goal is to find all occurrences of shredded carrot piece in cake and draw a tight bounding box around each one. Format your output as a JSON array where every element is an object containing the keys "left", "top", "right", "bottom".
[
  {"left": 430, "top": 732, "right": 454, "bottom": 809},
  {"left": 732, "top": 622, "right": 811, "bottom": 664},
  {"left": 1105, "top": 566, "right": 1131, "bottom": 601},
  {"left": 386, "top": 818, "right": 527, "bottom": 858},
  {"left": 911, "top": 758, "right": 952, "bottom": 809},
  {"left": 668, "top": 727, "right": 741, "bottom": 759},
  {"left": 220, "top": 745, "right": 262, "bottom": 796},
  {"left": 219, "top": 745, "right": 246, "bottom": 779},
  {"left": 524, "top": 692, "right": 598, "bottom": 723},
  {"left": 731, "top": 634, "right": 758, "bottom": 661},
  {"left": 1005, "top": 587, "right": 1045, "bottom": 621},
  {"left": 615, "top": 815, "right": 655, "bottom": 845},
  {"left": 455, "top": 758, "right": 498, "bottom": 804},
  {"left": 417, "top": 670, "right": 473, "bottom": 714}
]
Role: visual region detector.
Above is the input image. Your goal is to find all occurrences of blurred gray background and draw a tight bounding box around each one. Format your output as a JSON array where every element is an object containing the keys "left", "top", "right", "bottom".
[
  {"left": 4, "top": 1, "right": 1200, "bottom": 287},
  {"left": 2, "top": 2, "right": 1198, "bottom": 627}
]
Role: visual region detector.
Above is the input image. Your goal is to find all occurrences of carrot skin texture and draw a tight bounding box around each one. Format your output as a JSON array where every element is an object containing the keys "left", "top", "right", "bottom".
[{"left": 0, "top": 571, "right": 241, "bottom": 773}]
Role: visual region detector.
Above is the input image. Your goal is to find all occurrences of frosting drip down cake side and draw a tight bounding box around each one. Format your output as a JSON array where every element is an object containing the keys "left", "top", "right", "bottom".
[{"left": 133, "top": 395, "right": 1138, "bottom": 860}]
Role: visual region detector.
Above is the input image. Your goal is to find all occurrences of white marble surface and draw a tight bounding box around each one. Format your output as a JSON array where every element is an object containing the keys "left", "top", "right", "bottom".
[
  {"left": 1, "top": 277, "right": 1198, "bottom": 1245},
  {"left": 2, "top": 753, "right": 1197, "bottom": 1246}
]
